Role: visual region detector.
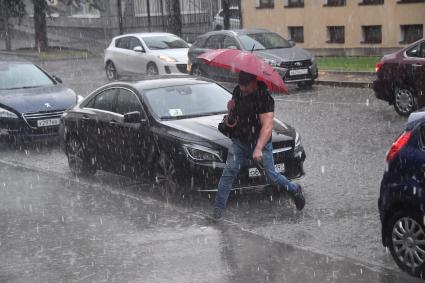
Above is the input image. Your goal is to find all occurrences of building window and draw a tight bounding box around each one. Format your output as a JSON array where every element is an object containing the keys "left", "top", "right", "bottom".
[
  {"left": 284, "top": 0, "right": 304, "bottom": 7},
  {"left": 361, "top": 25, "right": 382, "bottom": 44},
  {"left": 256, "top": 0, "right": 274, "bottom": 9},
  {"left": 400, "top": 25, "right": 423, "bottom": 44},
  {"left": 135, "top": 0, "right": 207, "bottom": 17},
  {"left": 324, "top": 0, "right": 346, "bottom": 6},
  {"left": 70, "top": 1, "right": 100, "bottom": 18},
  {"left": 359, "top": 0, "right": 384, "bottom": 5},
  {"left": 288, "top": 26, "right": 304, "bottom": 43},
  {"left": 397, "top": 0, "right": 425, "bottom": 3},
  {"left": 326, "top": 26, "right": 345, "bottom": 43}
]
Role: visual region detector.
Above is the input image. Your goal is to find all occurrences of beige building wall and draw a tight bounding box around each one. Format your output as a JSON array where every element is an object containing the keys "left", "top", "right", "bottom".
[{"left": 242, "top": 0, "right": 425, "bottom": 55}]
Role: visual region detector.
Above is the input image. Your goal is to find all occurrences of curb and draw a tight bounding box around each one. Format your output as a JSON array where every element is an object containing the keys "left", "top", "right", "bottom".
[
  {"left": 0, "top": 50, "right": 97, "bottom": 62},
  {"left": 316, "top": 80, "right": 373, "bottom": 89},
  {"left": 319, "top": 70, "right": 375, "bottom": 76}
]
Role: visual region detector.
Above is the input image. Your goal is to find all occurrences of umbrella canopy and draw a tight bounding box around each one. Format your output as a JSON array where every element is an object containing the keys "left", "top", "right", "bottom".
[{"left": 197, "top": 49, "right": 288, "bottom": 94}]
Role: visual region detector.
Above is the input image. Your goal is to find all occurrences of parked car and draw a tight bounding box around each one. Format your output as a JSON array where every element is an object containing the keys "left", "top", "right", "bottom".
[
  {"left": 60, "top": 76, "right": 306, "bottom": 194},
  {"left": 374, "top": 38, "right": 425, "bottom": 116},
  {"left": 104, "top": 32, "right": 190, "bottom": 80},
  {"left": 212, "top": 7, "right": 241, "bottom": 30},
  {"left": 378, "top": 110, "right": 425, "bottom": 278},
  {"left": 187, "top": 28, "right": 318, "bottom": 88},
  {"left": 0, "top": 59, "right": 82, "bottom": 145}
]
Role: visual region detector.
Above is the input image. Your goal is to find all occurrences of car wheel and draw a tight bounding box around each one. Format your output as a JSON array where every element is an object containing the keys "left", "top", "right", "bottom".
[
  {"left": 66, "top": 135, "right": 96, "bottom": 177},
  {"left": 297, "top": 81, "right": 314, "bottom": 89},
  {"left": 394, "top": 87, "right": 417, "bottom": 117},
  {"left": 147, "top": 63, "right": 159, "bottom": 76},
  {"left": 105, "top": 61, "right": 118, "bottom": 81},
  {"left": 154, "top": 153, "right": 180, "bottom": 198},
  {"left": 191, "top": 64, "right": 204, "bottom": 77},
  {"left": 387, "top": 210, "right": 425, "bottom": 278}
]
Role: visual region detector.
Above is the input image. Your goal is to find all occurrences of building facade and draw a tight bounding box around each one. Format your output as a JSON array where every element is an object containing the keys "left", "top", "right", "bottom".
[{"left": 242, "top": 0, "right": 425, "bottom": 55}]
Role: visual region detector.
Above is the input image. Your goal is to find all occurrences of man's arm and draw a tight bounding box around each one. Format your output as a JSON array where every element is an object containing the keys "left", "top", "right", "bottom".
[{"left": 252, "top": 112, "right": 274, "bottom": 161}]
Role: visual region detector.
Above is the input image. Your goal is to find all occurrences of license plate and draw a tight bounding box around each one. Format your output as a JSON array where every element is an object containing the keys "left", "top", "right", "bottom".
[
  {"left": 248, "top": 163, "right": 285, "bottom": 178},
  {"left": 289, "top": 69, "right": 308, "bottom": 76},
  {"left": 37, "top": 118, "right": 60, "bottom": 127}
]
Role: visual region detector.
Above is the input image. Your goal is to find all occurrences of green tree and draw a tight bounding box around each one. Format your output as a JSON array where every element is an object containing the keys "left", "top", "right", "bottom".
[
  {"left": 32, "top": 0, "right": 104, "bottom": 52},
  {"left": 0, "top": 0, "right": 26, "bottom": 51}
]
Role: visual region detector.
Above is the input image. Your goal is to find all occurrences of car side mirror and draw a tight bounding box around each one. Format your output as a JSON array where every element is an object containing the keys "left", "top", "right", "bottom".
[
  {"left": 124, "top": 111, "right": 142, "bottom": 123},
  {"left": 289, "top": 40, "right": 296, "bottom": 47},
  {"left": 53, "top": 75, "right": 63, "bottom": 84},
  {"left": 133, "top": 46, "right": 145, "bottom": 53}
]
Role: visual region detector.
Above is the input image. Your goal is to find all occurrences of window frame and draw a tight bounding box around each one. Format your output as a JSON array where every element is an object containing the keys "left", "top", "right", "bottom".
[
  {"left": 323, "top": 0, "right": 346, "bottom": 7},
  {"left": 326, "top": 26, "right": 345, "bottom": 44},
  {"left": 400, "top": 24, "right": 424, "bottom": 44},
  {"left": 358, "top": 0, "right": 384, "bottom": 5},
  {"left": 361, "top": 25, "right": 382, "bottom": 44},
  {"left": 257, "top": 0, "right": 275, "bottom": 9},
  {"left": 284, "top": 0, "right": 304, "bottom": 8},
  {"left": 288, "top": 26, "right": 304, "bottom": 43},
  {"left": 115, "top": 88, "right": 146, "bottom": 117}
]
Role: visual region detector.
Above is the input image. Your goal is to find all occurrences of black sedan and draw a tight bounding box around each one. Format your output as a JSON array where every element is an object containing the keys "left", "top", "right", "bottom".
[
  {"left": 0, "top": 60, "right": 82, "bottom": 144},
  {"left": 60, "top": 77, "right": 306, "bottom": 193}
]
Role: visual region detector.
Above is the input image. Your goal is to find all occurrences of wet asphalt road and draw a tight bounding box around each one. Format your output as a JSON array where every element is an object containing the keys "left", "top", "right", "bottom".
[{"left": 0, "top": 56, "right": 418, "bottom": 281}]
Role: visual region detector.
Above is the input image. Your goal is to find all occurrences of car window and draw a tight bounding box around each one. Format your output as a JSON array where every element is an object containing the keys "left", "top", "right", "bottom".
[
  {"left": 116, "top": 89, "right": 143, "bottom": 115},
  {"left": 0, "top": 63, "right": 55, "bottom": 90},
  {"left": 238, "top": 32, "right": 291, "bottom": 51},
  {"left": 406, "top": 43, "right": 425, "bottom": 58},
  {"left": 193, "top": 37, "right": 207, "bottom": 48},
  {"left": 223, "top": 36, "right": 239, "bottom": 49},
  {"left": 143, "top": 83, "right": 230, "bottom": 120},
  {"left": 129, "top": 37, "right": 143, "bottom": 50},
  {"left": 87, "top": 88, "right": 117, "bottom": 112},
  {"left": 205, "top": 35, "right": 225, "bottom": 49},
  {"left": 116, "top": 37, "right": 130, "bottom": 49},
  {"left": 142, "top": 35, "right": 189, "bottom": 50}
]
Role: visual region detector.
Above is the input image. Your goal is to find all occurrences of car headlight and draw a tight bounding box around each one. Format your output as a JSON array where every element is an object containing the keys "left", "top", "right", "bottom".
[
  {"left": 183, "top": 144, "right": 222, "bottom": 162},
  {"left": 0, "top": 107, "right": 18, "bottom": 119},
  {"left": 264, "top": 58, "right": 279, "bottom": 67},
  {"left": 159, "top": 55, "right": 177, "bottom": 63},
  {"left": 295, "top": 132, "right": 302, "bottom": 148},
  {"left": 77, "top": 95, "right": 84, "bottom": 103}
]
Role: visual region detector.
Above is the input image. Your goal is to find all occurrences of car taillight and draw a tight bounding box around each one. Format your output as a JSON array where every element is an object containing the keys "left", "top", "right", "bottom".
[
  {"left": 386, "top": 131, "right": 412, "bottom": 162},
  {"left": 375, "top": 62, "right": 384, "bottom": 73}
]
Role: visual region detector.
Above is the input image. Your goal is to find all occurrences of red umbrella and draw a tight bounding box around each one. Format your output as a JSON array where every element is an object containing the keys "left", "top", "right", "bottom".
[{"left": 197, "top": 49, "right": 288, "bottom": 94}]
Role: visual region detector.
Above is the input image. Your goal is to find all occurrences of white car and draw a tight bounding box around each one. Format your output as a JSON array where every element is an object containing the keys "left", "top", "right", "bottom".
[
  {"left": 104, "top": 32, "right": 190, "bottom": 80},
  {"left": 212, "top": 7, "right": 241, "bottom": 30}
]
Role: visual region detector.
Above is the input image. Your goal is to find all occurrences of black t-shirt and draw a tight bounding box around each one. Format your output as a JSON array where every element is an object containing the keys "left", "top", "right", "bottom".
[{"left": 231, "top": 82, "right": 274, "bottom": 145}]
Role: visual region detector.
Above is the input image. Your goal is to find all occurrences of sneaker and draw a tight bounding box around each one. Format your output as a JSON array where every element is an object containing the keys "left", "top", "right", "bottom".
[
  {"left": 291, "top": 183, "right": 305, "bottom": 211},
  {"left": 211, "top": 207, "right": 224, "bottom": 222}
]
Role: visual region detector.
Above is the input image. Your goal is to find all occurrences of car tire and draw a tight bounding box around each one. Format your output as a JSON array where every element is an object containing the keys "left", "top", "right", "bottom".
[
  {"left": 394, "top": 86, "right": 418, "bottom": 117},
  {"left": 105, "top": 61, "right": 118, "bottom": 81},
  {"left": 66, "top": 134, "right": 96, "bottom": 177},
  {"left": 297, "top": 81, "right": 314, "bottom": 89},
  {"left": 191, "top": 64, "right": 204, "bottom": 77},
  {"left": 147, "top": 63, "right": 159, "bottom": 76},
  {"left": 154, "top": 153, "right": 182, "bottom": 198},
  {"left": 386, "top": 210, "right": 425, "bottom": 278}
]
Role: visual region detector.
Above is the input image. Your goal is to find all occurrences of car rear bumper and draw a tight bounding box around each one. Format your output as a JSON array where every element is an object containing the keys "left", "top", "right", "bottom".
[{"left": 373, "top": 79, "right": 392, "bottom": 102}]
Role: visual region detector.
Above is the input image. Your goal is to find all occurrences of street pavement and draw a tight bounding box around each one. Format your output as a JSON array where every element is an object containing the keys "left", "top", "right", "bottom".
[{"left": 0, "top": 55, "right": 419, "bottom": 282}]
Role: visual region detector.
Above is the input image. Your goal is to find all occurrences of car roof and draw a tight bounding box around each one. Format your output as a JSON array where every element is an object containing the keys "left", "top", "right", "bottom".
[
  {"left": 113, "top": 32, "right": 180, "bottom": 40},
  {"left": 200, "top": 28, "right": 271, "bottom": 38},
  {"left": 104, "top": 76, "right": 218, "bottom": 92}
]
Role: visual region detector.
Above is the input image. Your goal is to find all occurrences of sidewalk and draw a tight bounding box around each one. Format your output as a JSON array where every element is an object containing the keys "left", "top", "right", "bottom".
[{"left": 316, "top": 70, "right": 375, "bottom": 88}]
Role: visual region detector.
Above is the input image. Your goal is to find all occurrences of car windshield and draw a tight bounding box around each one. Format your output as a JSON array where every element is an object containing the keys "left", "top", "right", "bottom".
[
  {"left": 143, "top": 83, "right": 230, "bottom": 120},
  {"left": 142, "top": 35, "right": 189, "bottom": 50},
  {"left": 0, "top": 63, "right": 55, "bottom": 90},
  {"left": 239, "top": 32, "right": 291, "bottom": 50}
]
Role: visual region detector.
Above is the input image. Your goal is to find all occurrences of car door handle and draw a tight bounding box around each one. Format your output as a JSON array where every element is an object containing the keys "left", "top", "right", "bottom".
[
  {"left": 82, "top": 115, "right": 92, "bottom": 121},
  {"left": 412, "top": 64, "right": 422, "bottom": 67},
  {"left": 109, "top": 120, "right": 119, "bottom": 126}
]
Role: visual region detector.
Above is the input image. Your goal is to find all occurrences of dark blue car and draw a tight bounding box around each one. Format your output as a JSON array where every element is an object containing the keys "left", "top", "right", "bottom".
[
  {"left": 379, "top": 111, "right": 425, "bottom": 278},
  {"left": 0, "top": 59, "right": 82, "bottom": 145}
]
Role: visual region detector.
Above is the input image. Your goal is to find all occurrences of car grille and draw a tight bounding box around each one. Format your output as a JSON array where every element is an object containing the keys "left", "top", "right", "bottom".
[
  {"left": 176, "top": 64, "right": 188, "bottom": 74},
  {"left": 22, "top": 110, "right": 64, "bottom": 129},
  {"left": 280, "top": 59, "right": 312, "bottom": 69}
]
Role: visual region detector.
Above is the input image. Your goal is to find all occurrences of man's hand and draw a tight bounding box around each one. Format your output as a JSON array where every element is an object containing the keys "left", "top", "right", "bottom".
[
  {"left": 227, "top": 99, "right": 235, "bottom": 112},
  {"left": 253, "top": 148, "right": 263, "bottom": 162}
]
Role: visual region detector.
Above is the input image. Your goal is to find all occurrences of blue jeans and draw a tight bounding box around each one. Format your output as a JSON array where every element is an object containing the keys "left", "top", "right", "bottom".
[{"left": 214, "top": 139, "right": 297, "bottom": 209}]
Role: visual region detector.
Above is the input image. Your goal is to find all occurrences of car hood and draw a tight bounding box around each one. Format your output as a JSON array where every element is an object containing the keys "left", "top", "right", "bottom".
[
  {"left": 0, "top": 85, "right": 77, "bottom": 114},
  {"left": 160, "top": 114, "right": 295, "bottom": 149},
  {"left": 254, "top": 46, "right": 311, "bottom": 63},
  {"left": 149, "top": 48, "right": 189, "bottom": 63}
]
